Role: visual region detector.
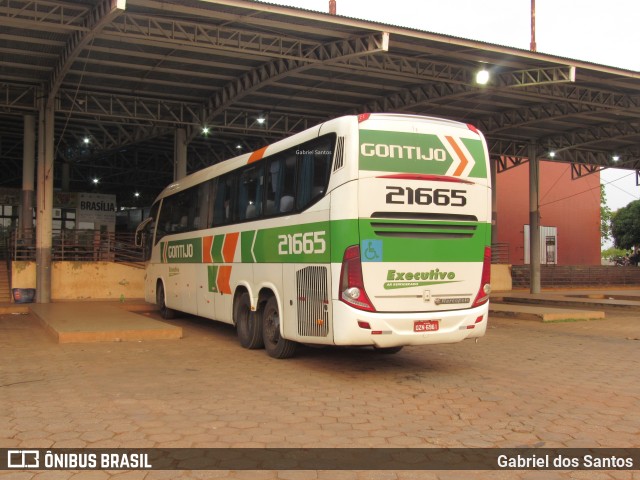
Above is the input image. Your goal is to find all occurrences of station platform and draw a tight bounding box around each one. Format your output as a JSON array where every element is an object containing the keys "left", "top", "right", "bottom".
[
  {"left": 490, "top": 288, "right": 640, "bottom": 322},
  {"left": 493, "top": 289, "right": 640, "bottom": 311},
  {"left": 1, "top": 300, "right": 182, "bottom": 343},
  {"left": 489, "top": 303, "right": 605, "bottom": 322}
]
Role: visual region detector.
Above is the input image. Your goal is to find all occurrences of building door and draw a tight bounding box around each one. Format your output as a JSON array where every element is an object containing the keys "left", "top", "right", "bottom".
[{"left": 524, "top": 225, "right": 558, "bottom": 265}]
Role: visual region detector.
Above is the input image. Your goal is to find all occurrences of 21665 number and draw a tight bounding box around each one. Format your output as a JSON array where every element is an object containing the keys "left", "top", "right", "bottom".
[
  {"left": 278, "top": 231, "right": 326, "bottom": 255},
  {"left": 385, "top": 186, "right": 467, "bottom": 207}
]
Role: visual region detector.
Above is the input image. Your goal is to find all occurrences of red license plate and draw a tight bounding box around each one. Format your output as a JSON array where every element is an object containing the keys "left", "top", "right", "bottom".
[{"left": 414, "top": 320, "right": 439, "bottom": 332}]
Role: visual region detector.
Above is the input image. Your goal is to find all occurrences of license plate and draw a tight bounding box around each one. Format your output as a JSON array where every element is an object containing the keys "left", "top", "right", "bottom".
[{"left": 414, "top": 320, "right": 439, "bottom": 332}]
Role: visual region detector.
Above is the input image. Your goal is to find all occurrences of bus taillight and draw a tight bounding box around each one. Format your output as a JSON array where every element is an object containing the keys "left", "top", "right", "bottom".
[
  {"left": 472, "top": 246, "right": 491, "bottom": 308},
  {"left": 340, "top": 245, "right": 376, "bottom": 312}
]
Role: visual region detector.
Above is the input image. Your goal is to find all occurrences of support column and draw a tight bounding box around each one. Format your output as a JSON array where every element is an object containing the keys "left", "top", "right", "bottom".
[
  {"left": 528, "top": 144, "right": 541, "bottom": 294},
  {"left": 21, "top": 115, "right": 36, "bottom": 238},
  {"left": 174, "top": 128, "right": 187, "bottom": 181},
  {"left": 35, "top": 99, "right": 55, "bottom": 304}
]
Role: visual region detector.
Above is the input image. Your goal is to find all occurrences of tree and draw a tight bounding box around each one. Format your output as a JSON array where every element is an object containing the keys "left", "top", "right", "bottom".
[
  {"left": 600, "top": 185, "right": 613, "bottom": 245},
  {"left": 610, "top": 199, "right": 640, "bottom": 250}
]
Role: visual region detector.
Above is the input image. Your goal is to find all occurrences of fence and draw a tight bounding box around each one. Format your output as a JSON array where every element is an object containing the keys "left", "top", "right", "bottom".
[
  {"left": 9, "top": 229, "right": 145, "bottom": 266},
  {"left": 491, "top": 243, "right": 509, "bottom": 264},
  {"left": 511, "top": 264, "right": 640, "bottom": 289}
]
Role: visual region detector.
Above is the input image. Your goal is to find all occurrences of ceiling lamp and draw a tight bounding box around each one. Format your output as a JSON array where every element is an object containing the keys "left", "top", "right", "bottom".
[{"left": 476, "top": 69, "right": 490, "bottom": 85}]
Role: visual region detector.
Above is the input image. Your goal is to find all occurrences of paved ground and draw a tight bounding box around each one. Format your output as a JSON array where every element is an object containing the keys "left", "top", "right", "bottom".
[{"left": 1, "top": 298, "right": 639, "bottom": 480}]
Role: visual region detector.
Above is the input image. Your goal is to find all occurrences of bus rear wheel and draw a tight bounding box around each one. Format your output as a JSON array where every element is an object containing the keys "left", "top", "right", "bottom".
[
  {"left": 235, "top": 291, "right": 263, "bottom": 349},
  {"left": 156, "top": 281, "right": 175, "bottom": 319},
  {"left": 262, "top": 296, "right": 297, "bottom": 359}
]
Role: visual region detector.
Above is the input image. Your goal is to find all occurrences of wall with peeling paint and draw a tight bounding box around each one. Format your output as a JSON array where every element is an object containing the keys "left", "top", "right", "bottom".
[{"left": 11, "top": 262, "right": 145, "bottom": 300}]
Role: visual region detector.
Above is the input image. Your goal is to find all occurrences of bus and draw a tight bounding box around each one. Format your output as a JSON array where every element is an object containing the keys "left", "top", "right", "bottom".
[{"left": 136, "top": 113, "right": 492, "bottom": 358}]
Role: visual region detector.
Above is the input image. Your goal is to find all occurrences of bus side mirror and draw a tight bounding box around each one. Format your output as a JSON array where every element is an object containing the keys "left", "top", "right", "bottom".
[{"left": 135, "top": 217, "right": 153, "bottom": 247}]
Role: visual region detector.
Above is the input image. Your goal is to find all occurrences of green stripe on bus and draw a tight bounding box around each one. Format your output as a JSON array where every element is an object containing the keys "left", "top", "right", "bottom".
[
  {"left": 159, "top": 218, "right": 489, "bottom": 265},
  {"left": 207, "top": 265, "right": 219, "bottom": 292},
  {"left": 358, "top": 220, "right": 490, "bottom": 262},
  {"left": 211, "top": 235, "right": 225, "bottom": 263},
  {"left": 462, "top": 138, "right": 488, "bottom": 178}
]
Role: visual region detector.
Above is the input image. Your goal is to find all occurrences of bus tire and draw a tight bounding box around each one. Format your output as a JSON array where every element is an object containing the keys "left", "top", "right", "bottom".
[
  {"left": 262, "top": 296, "right": 297, "bottom": 359},
  {"left": 156, "top": 281, "right": 175, "bottom": 320},
  {"left": 373, "top": 346, "right": 403, "bottom": 354},
  {"left": 235, "top": 291, "right": 264, "bottom": 349}
]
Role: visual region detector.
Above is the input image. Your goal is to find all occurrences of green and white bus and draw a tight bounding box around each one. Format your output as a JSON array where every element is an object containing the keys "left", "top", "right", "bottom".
[{"left": 136, "top": 113, "right": 492, "bottom": 358}]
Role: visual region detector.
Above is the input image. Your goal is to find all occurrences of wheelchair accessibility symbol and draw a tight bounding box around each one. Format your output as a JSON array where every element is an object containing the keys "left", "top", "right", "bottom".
[{"left": 361, "top": 240, "right": 382, "bottom": 262}]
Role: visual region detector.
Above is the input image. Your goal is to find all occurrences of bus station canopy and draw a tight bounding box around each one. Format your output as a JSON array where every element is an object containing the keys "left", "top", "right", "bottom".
[{"left": 2, "top": 0, "right": 639, "bottom": 201}]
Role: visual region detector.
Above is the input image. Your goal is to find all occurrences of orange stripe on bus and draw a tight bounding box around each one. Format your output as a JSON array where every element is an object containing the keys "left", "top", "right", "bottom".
[
  {"left": 222, "top": 232, "right": 239, "bottom": 263},
  {"left": 202, "top": 236, "right": 213, "bottom": 263},
  {"left": 217, "top": 266, "right": 232, "bottom": 295},
  {"left": 248, "top": 146, "right": 268, "bottom": 163},
  {"left": 445, "top": 136, "right": 469, "bottom": 177}
]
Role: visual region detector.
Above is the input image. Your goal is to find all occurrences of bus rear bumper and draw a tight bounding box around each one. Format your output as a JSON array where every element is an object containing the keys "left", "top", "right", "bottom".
[{"left": 331, "top": 300, "right": 489, "bottom": 348}]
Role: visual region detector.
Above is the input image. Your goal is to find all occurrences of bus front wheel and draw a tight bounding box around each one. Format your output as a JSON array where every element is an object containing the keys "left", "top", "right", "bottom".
[
  {"left": 156, "top": 281, "right": 175, "bottom": 320},
  {"left": 235, "top": 291, "right": 264, "bottom": 349},
  {"left": 262, "top": 296, "right": 297, "bottom": 359}
]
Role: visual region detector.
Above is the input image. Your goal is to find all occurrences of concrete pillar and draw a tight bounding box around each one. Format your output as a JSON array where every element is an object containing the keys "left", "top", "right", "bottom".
[
  {"left": 21, "top": 114, "right": 36, "bottom": 238},
  {"left": 174, "top": 128, "right": 187, "bottom": 181},
  {"left": 528, "top": 144, "right": 541, "bottom": 294},
  {"left": 35, "top": 99, "right": 55, "bottom": 303}
]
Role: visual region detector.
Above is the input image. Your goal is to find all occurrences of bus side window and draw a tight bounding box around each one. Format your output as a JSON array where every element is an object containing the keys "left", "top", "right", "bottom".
[
  {"left": 195, "top": 180, "right": 212, "bottom": 230},
  {"left": 213, "top": 174, "right": 235, "bottom": 226},
  {"left": 296, "top": 139, "right": 332, "bottom": 210},
  {"left": 155, "top": 186, "right": 205, "bottom": 238},
  {"left": 281, "top": 156, "right": 296, "bottom": 212},
  {"left": 237, "top": 164, "right": 264, "bottom": 221},
  {"left": 155, "top": 198, "right": 170, "bottom": 244},
  {"left": 204, "top": 179, "right": 216, "bottom": 229},
  {"left": 139, "top": 202, "right": 159, "bottom": 258},
  {"left": 265, "top": 154, "right": 296, "bottom": 217},
  {"left": 265, "top": 159, "right": 280, "bottom": 215}
]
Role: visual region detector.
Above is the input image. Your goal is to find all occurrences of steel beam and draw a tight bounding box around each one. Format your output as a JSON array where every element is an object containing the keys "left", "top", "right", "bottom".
[
  {"left": 496, "top": 66, "right": 575, "bottom": 88},
  {"left": 488, "top": 138, "right": 640, "bottom": 168},
  {"left": 477, "top": 101, "right": 612, "bottom": 134},
  {"left": 56, "top": 89, "right": 205, "bottom": 126},
  {"left": 47, "top": 0, "right": 126, "bottom": 102},
  {"left": 520, "top": 83, "right": 640, "bottom": 110},
  {"left": 571, "top": 163, "right": 603, "bottom": 180},
  {"left": 194, "top": 32, "right": 389, "bottom": 141},
  {"left": 540, "top": 121, "right": 640, "bottom": 153},
  {"left": 0, "top": 0, "right": 88, "bottom": 31},
  {"left": 106, "top": 12, "right": 321, "bottom": 60},
  {"left": 0, "top": 83, "right": 38, "bottom": 111}
]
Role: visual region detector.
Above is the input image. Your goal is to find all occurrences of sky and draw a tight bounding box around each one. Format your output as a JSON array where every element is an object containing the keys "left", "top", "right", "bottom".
[{"left": 259, "top": 0, "right": 640, "bottom": 212}]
